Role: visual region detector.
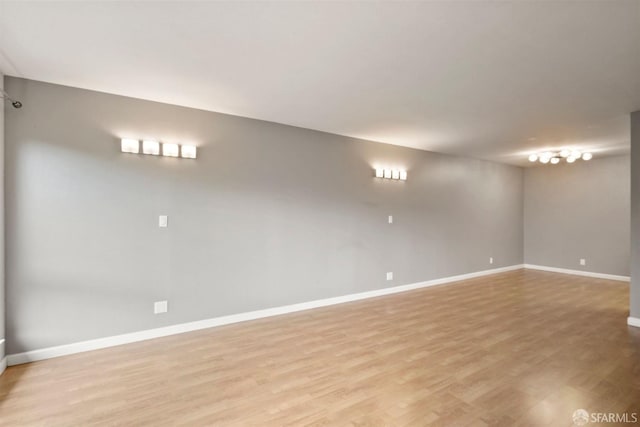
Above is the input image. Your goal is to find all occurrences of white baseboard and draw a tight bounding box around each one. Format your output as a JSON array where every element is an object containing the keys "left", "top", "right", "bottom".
[
  {"left": 628, "top": 317, "right": 640, "bottom": 328},
  {"left": 524, "top": 264, "right": 630, "bottom": 282},
  {"left": 7, "top": 264, "right": 524, "bottom": 366}
]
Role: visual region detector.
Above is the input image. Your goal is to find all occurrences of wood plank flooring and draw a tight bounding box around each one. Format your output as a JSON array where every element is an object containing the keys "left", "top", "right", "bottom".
[{"left": 1, "top": 269, "right": 639, "bottom": 426}]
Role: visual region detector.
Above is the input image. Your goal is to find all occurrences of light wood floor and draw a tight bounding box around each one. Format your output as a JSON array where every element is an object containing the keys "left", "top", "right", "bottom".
[{"left": 1, "top": 269, "right": 639, "bottom": 426}]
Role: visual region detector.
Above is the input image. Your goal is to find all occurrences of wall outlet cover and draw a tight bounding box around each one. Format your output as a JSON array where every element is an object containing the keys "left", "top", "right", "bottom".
[
  {"left": 386, "top": 272, "right": 393, "bottom": 281},
  {"left": 489, "top": 257, "right": 494, "bottom": 264},
  {"left": 154, "top": 301, "right": 168, "bottom": 314},
  {"left": 580, "top": 259, "right": 586, "bottom": 266},
  {"left": 159, "top": 215, "right": 168, "bottom": 228},
  {"left": 388, "top": 215, "right": 393, "bottom": 224}
]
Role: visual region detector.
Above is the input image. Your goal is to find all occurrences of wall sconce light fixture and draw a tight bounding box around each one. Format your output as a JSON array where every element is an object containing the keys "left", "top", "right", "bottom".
[
  {"left": 121, "top": 139, "right": 198, "bottom": 160},
  {"left": 375, "top": 168, "right": 407, "bottom": 181}
]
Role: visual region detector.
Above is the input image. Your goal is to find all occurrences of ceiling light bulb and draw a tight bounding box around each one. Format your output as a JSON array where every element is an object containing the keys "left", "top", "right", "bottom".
[
  {"left": 539, "top": 156, "right": 550, "bottom": 164},
  {"left": 528, "top": 154, "right": 538, "bottom": 162},
  {"left": 571, "top": 150, "right": 581, "bottom": 159},
  {"left": 560, "top": 149, "right": 571, "bottom": 158},
  {"left": 550, "top": 157, "right": 560, "bottom": 164},
  {"left": 566, "top": 156, "right": 576, "bottom": 163},
  {"left": 582, "top": 152, "right": 593, "bottom": 161}
]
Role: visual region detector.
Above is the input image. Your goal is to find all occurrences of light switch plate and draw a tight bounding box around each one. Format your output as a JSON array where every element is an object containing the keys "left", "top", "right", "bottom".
[
  {"left": 154, "top": 301, "right": 168, "bottom": 314},
  {"left": 386, "top": 272, "right": 393, "bottom": 281},
  {"left": 388, "top": 215, "right": 393, "bottom": 224},
  {"left": 580, "top": 258, "right": 586, "bottom": 266},
  {"left": 159, "top": 215, "right": 168, "bottom": 228}
]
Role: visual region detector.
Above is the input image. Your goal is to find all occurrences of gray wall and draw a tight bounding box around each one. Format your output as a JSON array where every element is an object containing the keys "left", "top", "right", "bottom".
[
  {"left": 524, "top": 155, "right": 630, "bottom": 276},
  {"left": 631, "top": 111, "right": 640, "bottom": 318},
  {"left": 5, "top": 77, "right": 524, "bottom": 354}
]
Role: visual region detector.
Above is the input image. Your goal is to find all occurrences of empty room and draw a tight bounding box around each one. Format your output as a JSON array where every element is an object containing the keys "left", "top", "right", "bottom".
[{"left": 0, "top": 1, "right": 639, "bottom": 426}]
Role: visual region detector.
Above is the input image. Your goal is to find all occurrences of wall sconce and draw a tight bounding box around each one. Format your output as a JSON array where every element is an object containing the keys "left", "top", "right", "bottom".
[
  {"left": 162, "top": 143, "right": 180, "bottom": 157},
  {"left": 375, "top": 168, "right": 407, "bottom": 181},
  {"left": 181, "top": 145, "right": 197, "bottom": 159},
  {"left": 121, "top": 138, "right": 140, "bottom": 154},
  {"left": 142, "top": 140, "right": 160, "bottom": 155},
  {"left": 121, "top": 138, "right": 197, "bottom": 160}
]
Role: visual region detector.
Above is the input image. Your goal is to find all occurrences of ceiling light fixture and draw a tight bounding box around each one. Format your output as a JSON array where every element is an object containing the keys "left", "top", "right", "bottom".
[{"left": 527, "top": 149, "right": 593, "bottom": 165}]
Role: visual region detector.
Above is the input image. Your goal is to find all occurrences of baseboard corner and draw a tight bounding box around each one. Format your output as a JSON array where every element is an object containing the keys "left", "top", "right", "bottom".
[
  {"left": 523, "top": 264, "right": 630, "bottom": 282},
  {"left": 628, "top": 317, "right": 640, "bottom": 328}
]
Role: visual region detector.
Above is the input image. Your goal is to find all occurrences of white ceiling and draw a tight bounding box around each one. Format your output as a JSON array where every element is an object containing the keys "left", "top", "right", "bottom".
[{"left": 1, "top": 1, "right": 639, "bottom": 166}]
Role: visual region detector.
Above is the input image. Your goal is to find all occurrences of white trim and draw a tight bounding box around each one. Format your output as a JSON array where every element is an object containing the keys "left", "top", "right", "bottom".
[
  {"left": 7, "top": 264, "right": 523, "bottom": 366},
  {"left": 524, "top": 264, "right": 630, "bottom": 282},
  {"left": 0, "top": 338, "right": 5, "bottom": 376},
  {"left": 628, "top": 317, "right": 640, "bottom": 328}
]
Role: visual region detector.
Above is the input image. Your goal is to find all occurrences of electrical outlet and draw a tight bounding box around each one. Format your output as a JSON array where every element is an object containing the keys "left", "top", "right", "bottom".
[
  {"left": 388, "top": 215, "right": 393, "bottom": 224},
  {"left": 580, "top": 258, "right": 586, "bottom": 266},
  {"left": 159, "top": 215, "right": 168, "bottom": 228},
  {"left": 154, "top": 301, "right": 168, "bottom": 314},
  {"left": 489, "top": 257, "right": 494, "bottom": 265},
  {"left": 386, "top": 272, "right": 393, "bottom": 281}
]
